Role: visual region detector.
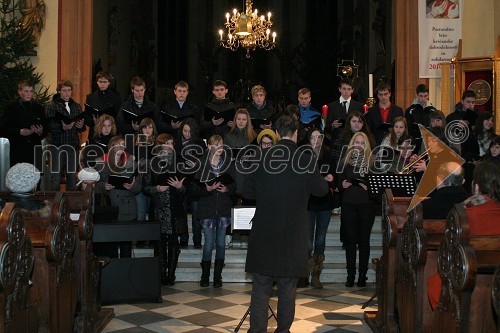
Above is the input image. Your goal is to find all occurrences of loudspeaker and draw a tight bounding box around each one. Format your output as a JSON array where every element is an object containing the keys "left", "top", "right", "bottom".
[{"left": 101, "top": 257, "right": 161, "bottom": 303}]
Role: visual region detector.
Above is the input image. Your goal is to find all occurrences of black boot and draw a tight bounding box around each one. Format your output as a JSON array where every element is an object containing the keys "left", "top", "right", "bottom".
[
  {"left": 345, "top": 275, "right": 355, "bottom": 287},
  {"left": 213, "top": 259, "right": 224, "bottom": 288},
  {"left": 200, "top": 261, "right": 211, "bottom": 287},
  {"left": 166, "top": 244, "right": 180, "bottom": 286},
  {"left": 357, "top": 272, "right": 367, "bottom": 287},
  {"left": 310, "top": 253, "right": 325, "bottom": 289},
  {"left": 159, "top": 240, "right": 169, "bottom": 285}
]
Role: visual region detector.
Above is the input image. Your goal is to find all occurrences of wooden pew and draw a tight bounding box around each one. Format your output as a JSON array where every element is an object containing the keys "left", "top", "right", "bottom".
[
  {"left": 0, "top": 202, "right": 37, "bottom": 332},
  {"left": 432, "top": 203, "right": 500, "bottom": 333},
  {"left": 493, "top": 266, "right": 500, "bottom": 333},
  {"left": 39, "top": 188, "right": 114, "bottom": 333},
  {"left": 23, "top": 192, "right": 78, "bottom": 333},
  {"left": 396, "top": 203, "right": 447, "bottom": 332},
  {"left": 365, "top": 189, "right": 411, "bottom": 333}
]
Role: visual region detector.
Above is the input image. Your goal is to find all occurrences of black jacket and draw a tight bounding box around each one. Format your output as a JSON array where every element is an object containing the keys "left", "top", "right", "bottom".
[
  {"left": 325, "top": 99, "right": 364, "bottom": 138},
  {"left": 244, "top": 139, "right": 329, "bottom": 277},
  {"left": 193, "top": 152, "right": 236, "bottom": 219},
  {"left": 422, "top": 186, "right": 468, "bottom": 219},
  {"left": 365, "top": 104, "right": 404, "bottom": 145},
  {"left": 116, "top": 96, "right": 158, "bottom": 136},
  {"left": 158, "top": 99, "right": 201, "bottom": 136}
]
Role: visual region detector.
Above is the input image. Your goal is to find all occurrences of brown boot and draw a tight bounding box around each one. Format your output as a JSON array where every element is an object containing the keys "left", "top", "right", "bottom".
[{"left": 310, "top": 253, "right": 325, "bottom": 289}]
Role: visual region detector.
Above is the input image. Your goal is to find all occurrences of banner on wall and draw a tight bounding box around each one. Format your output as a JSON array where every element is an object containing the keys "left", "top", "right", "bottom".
[{"left": 418, "top": 0, "right": 463, "bottom": 78}]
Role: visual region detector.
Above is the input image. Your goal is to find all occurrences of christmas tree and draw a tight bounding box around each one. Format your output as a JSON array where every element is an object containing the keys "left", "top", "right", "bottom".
[{"left": 0, "top": 0, "right": 50, "bottom": 118}]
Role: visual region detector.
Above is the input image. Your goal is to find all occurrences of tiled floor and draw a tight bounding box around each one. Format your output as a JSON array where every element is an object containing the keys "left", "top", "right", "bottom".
[{"left": 102, "top": 282, "right": 377, "bottom": 333}]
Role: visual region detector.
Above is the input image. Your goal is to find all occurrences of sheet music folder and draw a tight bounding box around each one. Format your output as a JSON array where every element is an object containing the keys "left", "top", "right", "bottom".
[
  {"left": 231, "top": 207, "right": 256, "bottom": 230},
  {"left": 367, "top": 174, "right": 416, "bottom": 197}
]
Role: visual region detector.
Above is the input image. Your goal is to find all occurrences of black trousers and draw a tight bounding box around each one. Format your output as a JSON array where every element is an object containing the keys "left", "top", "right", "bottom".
[
  {"left": 249, "top": 273, "right": 297, "bottom": 333},
  {"left": 341, "top": 202, "right": 375, "bottom": 276}
]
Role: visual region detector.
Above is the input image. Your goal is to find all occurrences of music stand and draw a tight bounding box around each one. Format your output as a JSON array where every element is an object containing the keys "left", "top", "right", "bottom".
[
  {"left": 234, "top": 304, "right": 277, "bottom": 332},
  {"left": 367, "top": 173, "right": 416, "bottom": 197}
]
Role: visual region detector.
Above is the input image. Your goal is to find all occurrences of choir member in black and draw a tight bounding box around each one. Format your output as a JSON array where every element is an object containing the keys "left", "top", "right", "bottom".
[
  {"left": 175, "top": 118, "right": 207, "bottom": 248},
  {"left": 461, "top": 111, "right": 495, "bottom": 162},
  {"left": 194, "top": 135, "right": 236, "bottom": 288},
  {"left": 158, "top": 81, "right": 201, "bottom": 136},
  {"left": 364, "top": 82, "right": 404, "bottom": 145},
  {"left": 143, "top": 134, "right": 187, "bottom": 285},
  {"left": 338, "top": 132, "right": 376, "bottom": 287},
  {"left": 482, "top": 136, "right": 500, "bottom": 165},
  {"left": 81, "top": 114, "right": 117, "bottom": 168},
  {"left": 116, "top": 76, "right": 159, "bottom": 136},
  {"left": 84, "top": 71, "right": 121, "bottom": 139},
  {"left": 95, "top": 135, "right": 142, "bottom": 258},
  {"left": 45, "top": 79, "right": 85, "bottom": 191},
  {"left": 246, "top": 85, "right": 276, "bottom": 133},
  {"left": 135, "top": 118, "right": 158, "bottom": 221},
  {"left": 0, "top": 80, "right": 47, "bottom": 171},
  {"left": 201, "top": 80, "right": 236, "bottom": 139},
  {"left": 325, "top": 78, "right": 364, "bottom": 140},
  {"left": 304, "top": 128, "right": 334, "bottom": 289}
]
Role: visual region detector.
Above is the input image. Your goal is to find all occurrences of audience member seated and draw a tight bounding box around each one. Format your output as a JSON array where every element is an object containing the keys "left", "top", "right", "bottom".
[
  {"left": 422, "top": 162, "right": 468, "bottom": 219},
  {"left": 462, "top": 161, "right": 500, "bottom": 235},
  {"left": 2, "top": 163, "right": 49, "bottom": 214},
  {"left": 427, "top": 161, "right": 500, "bottom": 309}
]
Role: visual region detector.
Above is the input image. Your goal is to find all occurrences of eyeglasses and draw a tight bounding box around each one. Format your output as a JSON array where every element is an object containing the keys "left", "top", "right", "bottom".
[{"left": 261, "top": 141, "right": 273, "bottom": 147}]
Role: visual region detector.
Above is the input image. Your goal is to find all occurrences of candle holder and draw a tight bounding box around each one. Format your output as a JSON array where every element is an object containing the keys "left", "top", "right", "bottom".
[{"left": 365, "top": 97, "right": 376, "bottom": 107}]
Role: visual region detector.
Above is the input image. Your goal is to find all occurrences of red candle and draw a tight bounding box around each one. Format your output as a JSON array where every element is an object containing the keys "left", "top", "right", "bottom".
[
  {"left": 363, "top": 104, "right": 369, "bottom": 114},
  {"left": 321, "top": 105, "right": 328, "bottom": 118}
]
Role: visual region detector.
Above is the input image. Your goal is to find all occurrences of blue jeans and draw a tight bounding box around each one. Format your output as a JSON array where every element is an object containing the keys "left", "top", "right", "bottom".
[
  {"left": 135, "top": 192, "right": 150, "bottom": 221},
  {"left": 201, "top": 217, "right": 230, "bottom": 262},
  {"left": 307, "top": 210, "right": 331, "bottom": 256}
]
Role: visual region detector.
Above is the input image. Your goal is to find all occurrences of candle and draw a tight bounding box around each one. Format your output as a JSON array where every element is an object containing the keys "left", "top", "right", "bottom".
[
  {"left": 268, "top": 12, "right": 271, "bottom": 21},
  {"left": 219, "top": 29, "right": 223, "bottom": 41},
  {"left": 321, "top": 105, "right": 329, "bottom": 118},
  {"left": 226, "top": 13, "right": 230, "bottom": 23},
  {"left": 266, "top": 29, "right": 270, "bottom": 40},
  {"left": 260, "top": 15, "right": 265, "bottom": 22},
  {"left": 229, "top": 34, "right": 233, "bottom": 42},
  {"left": 368, "top": 74, "right": 373, "bottom": 98},
  {"left": 233, "top": 8, "right": 237, "bottom": 16},
  {"left": 363, "top": 104, "right": 369, "bottom": 114},
  {"left": 272, "top": 32, "right": 276, "bottom": 43}
]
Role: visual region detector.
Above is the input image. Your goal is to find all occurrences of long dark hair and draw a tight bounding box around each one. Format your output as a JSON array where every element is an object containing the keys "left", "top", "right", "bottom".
[
  {"left": 473, "top": 111, "right": 494, "bottom": 140},
  {"left": 178, "top": 117, "right": 200, "bottom": 142}
]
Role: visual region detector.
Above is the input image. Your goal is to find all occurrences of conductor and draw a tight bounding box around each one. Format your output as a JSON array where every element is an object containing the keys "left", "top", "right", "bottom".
[{"left": 244, "top": 115, "right": 329, "bottom": 332}]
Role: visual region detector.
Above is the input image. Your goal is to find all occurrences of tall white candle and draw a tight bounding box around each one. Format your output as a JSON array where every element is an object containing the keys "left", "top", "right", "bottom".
[{"left": 368, "top": 74, "right": 373, "bottom": 98}]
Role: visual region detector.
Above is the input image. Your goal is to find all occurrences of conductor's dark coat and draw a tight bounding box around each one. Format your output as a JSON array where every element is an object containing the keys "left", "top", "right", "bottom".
[{"left": 244, "top": 139, "right": 329, "bottom": 277}]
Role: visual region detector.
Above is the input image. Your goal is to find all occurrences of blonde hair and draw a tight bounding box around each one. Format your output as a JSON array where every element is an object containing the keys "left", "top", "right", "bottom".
[
  {"left": 93, "top": 114, "right": 117, "bottom": 139},
  {"left": 229, "top": 109, "right": 257, "bottom": 143},
  {"left": 343, "top": 132, "right": 373, "bottom": 167}
]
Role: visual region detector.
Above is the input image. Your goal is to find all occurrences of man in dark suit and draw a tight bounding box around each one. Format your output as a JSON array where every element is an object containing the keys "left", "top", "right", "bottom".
[
  {"left": 244, "top": 116, "right": 329, "bottom": 333},
  {"left": 325, "top": 78, "right": 364, "bottom": 139},
  {"left": 364, "top": 82, "right": 404, "bottom": 145}
]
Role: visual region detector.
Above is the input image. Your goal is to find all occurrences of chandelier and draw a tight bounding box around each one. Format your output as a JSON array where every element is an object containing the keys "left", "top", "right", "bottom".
[{"left": 218, "top": 0, "right": 277, "bottom": 58}]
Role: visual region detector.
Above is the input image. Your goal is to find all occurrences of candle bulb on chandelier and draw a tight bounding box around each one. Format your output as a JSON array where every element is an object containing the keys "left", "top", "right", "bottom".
[
  {"left": 260, "top": 15, "right": 265, "bottom": 22},
  {"left": 266, "top": 29, "right": 270, "bottom": 40},
  {"left": 368, "top": 74, "right": 374, "bottom": 98},
  {"left": 233, "top": 8, "right": 237, "bottom": 16},
  {"left": 268, "top": 12, "right": 272, "bottom": 21},
  {"left": 272, "top": 31, "right": 276, "bottom": 43},
  {"left": 226, "top": 13, "right": 230, "bottom": 23},
  {"left": 229, "top": 34, "right": 233, "bottom": 42},
  {"left": 219, "top": 29, "right": 223, "bottom": 41}
]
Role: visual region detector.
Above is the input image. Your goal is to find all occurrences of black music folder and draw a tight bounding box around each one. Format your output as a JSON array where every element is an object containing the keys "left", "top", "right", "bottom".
[
  {"left": 204, "top": 108, "right": 235, "bottom": 126},
  {"left": 202, "top": 173, "right": 234, "bottom": 186},
  {"left": 55, "top": 112, "right": 85, "bottom": 125},
  {"left": 122, "top": 109, "right": 154, "bottom": 124},
  {"left": 251, "top": 118, "right": 271, "bottom": 129},
  {"left": 108, "top": 173, "right": 136, "bottom": 190},
  {"left": 84, "top": 103, "right": 115, "bottom": 117},
  {"left": 160, "top": 110, "right": 193, "bottom": 123},
  {"left": 154, "top": 171, "right": 182, "bottom": 186},
  {"left": 377, "top": 122, "right": 393, "bottom": 131}
]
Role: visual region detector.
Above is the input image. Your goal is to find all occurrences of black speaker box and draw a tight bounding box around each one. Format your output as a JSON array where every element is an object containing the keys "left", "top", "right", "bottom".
[{"left": 101, "top": 257, "right": 161, "bottom": 304}]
